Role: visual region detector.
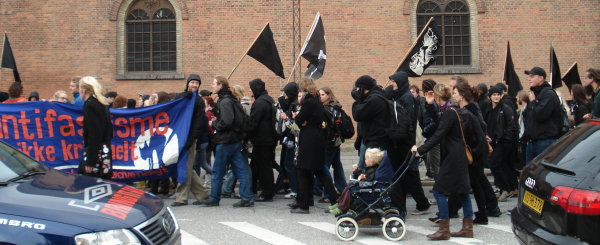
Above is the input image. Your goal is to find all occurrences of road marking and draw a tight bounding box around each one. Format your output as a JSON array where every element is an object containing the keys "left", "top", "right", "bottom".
[
  {"left": 299, "top": 222, "right": 401, "bottom": 245},
  {"left": 407, "top": 224, "right": 486, "bottom": 244},
  {"left": 220, "top": 222, "right": 305, "bottom": 245},
  {"left": 181, "top": 229, "right": 210, "bottom": 245},
  {"left": 481, "top": 222, "right": 513, "bottom": 233}
]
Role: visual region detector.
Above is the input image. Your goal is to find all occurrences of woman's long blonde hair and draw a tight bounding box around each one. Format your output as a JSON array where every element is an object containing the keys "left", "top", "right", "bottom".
[
  {"left": 79, "top": 76, "right": 108, "bottom": 105},
  {"left": 299, "top": 77, "right": 317, "bottom": 96}
]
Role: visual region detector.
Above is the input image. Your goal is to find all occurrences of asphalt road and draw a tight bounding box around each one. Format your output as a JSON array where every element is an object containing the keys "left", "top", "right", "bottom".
[{"left": 169, "top": 149, "right": 520, "bottom": 245}]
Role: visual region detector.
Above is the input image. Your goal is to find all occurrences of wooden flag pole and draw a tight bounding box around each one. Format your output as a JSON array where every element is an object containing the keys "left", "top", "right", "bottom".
[
  {"left": 284, "top": 54, "right": 302, "bottom": 85},
  {"left": 503, "top": 41, "right": 509, "bottom": 83},
  {"left": 385, "top": 17, "right": 435, "bottom": 88},
  {"left": 0, "top": 33, "right": 6, "bottom": 82},
  {"left": 228, "top": 23, "right": 270, "bottom": 80}
]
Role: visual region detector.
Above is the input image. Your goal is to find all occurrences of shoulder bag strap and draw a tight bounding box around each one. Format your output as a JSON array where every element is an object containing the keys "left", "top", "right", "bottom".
[{"left": 451, "top": 107, "right": 468, "bottom": 147}]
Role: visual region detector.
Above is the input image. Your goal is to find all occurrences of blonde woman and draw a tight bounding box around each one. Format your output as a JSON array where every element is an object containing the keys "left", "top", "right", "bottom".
[{"left": 79, "top": 76, "right": 113, "bottom": 179}]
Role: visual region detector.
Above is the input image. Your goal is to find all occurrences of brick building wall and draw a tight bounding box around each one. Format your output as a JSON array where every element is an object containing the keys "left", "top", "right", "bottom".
[{"left": 0, "top": 0, "right": 598, "bottom": 111}]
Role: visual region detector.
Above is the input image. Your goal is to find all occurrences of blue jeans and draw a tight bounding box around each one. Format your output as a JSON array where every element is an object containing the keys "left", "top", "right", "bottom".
[
  {"left": 282, "top": 146, "right": 297, "bottom": 193},
  {"left": 194, "top": 142, "right": 212, "bottom": 175},
  {"left": 210, "top": 141, "right": 253, "bottom": 202},
  {"left": 525, "top": 139, "right": 556, "bottom": 164},
  {"left": 222, "top": 150, "right": 251, "bottom": 195},
  {"left": 357, "top": 142, "right": 367, "bottom": 171},
  {"left": 433, "top": 190, "right": 473, "bottom": 220}
]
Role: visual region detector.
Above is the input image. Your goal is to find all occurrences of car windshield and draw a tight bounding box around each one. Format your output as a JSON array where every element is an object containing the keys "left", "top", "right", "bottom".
[
  {"left": 538, "top": 123, "right": 600, "bottom": 176},
  {"left": 0, "top": 141, "right": 47, "bottom": 182}
]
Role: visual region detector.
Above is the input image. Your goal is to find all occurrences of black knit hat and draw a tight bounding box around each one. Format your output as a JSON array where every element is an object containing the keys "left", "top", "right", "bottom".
[
  {"left": 355, "top": 75, "right": 376, "bottom": 90},
  {"left": 185, "top": 74, "right": 202, "bottom": 92},
  {"left": 488, "top": 85, "right": 503, "bottom": 96}
]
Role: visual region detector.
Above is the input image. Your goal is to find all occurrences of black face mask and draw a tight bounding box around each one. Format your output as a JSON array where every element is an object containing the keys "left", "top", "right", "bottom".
[
  {"left": 278, "top": 96, "right": 290, "bottom": 111},
  {"left": 351, "top": 87, "right": 365, "bottom": 101}
]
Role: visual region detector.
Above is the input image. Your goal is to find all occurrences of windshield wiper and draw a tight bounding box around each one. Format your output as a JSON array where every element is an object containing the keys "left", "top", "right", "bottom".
[
  {"left": 541, "top": 160, "right": 576, "bottom": 176},
  {"left": 1, "top": 171, "right": 47, "bottom": 186}
]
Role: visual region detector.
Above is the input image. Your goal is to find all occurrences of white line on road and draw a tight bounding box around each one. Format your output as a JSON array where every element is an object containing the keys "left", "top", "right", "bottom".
[
  {"left": 220, "top": 222, "right": 305, "bottom": 245},
  {"left": 299, "top": 222, "right": 401, "bottom": 245},
  {"left": 407, "top": 225, "right": 485, "bottom": 244},
  {"left": 181, "top": 229, "right": 210, "bottom": 245}
]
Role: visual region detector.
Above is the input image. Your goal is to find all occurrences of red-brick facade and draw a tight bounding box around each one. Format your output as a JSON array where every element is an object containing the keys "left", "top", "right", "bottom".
[{"left": 1, "top": 0, "right": 598, "bottom": 109}]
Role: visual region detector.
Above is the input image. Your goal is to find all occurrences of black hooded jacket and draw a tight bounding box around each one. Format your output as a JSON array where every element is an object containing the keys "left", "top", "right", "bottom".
[
  {"left": 523, "top": 82, "right": 562, "bottom": 141},
  {"left": 249, "top": 79, "right": 277, "bottom": 146},
  {"left": 352, "top": 86, "right": 389, "bottom": 150},
  {"left": 177, "top": 74, "right": 209, "bottom": 148},
  {"left": 213, "top": 88, "right": 244, "bottom": 144},
  {"left": 389, "top": 71, "right": 418, "bottom": 133},
  {"left": 485, "top": 100, "right": 516, "bottom": 144}
]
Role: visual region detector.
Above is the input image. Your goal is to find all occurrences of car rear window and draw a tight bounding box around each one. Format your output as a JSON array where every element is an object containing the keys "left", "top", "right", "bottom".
[{"left": 539, "top": 123, "right": 600, "bottom": 176}]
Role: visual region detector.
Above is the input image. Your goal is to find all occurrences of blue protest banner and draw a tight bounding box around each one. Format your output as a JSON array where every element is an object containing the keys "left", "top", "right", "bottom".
[{"left": 0, "top": 96, "right": 195, "bottom": 182}]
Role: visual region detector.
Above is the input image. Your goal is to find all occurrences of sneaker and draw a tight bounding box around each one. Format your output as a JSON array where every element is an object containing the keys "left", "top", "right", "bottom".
[
  {"left": 411, "top": 207, "right": 430, "bottom": 215},
  {"left": 317, "top": 197, "right": 330, "bottom": 203},
  {"left": 428, "top": 215, "right": 441, "bottom": 223},
  {"left": 290, "top": 208, "right": 309, "bottom": 214},
  {"left": 233, "top": 200, "right": 254, "bottom": 208},
  {"left": 329, "top": 207, "right": 343, "bottom": 215},
  {"left": 284, "top": 192, "right": 297, "bottom": 199},
  {"left": 328, "top": 204, "right": 338, "bottom": 210},
  {"left": 171, "top": 201, "right": 187, "bottom": 207},
  {"left": 498, "top": 190, "right": 511, "bottom": 202},
  {"left": 429, "top": 199, "right": 437, "bottom": 205},
  {"left": 198, "top": 199, "right": 219, "bottom": 207},
  {"left": 421, "top": 176, "right": 433, "bottom": 181}
]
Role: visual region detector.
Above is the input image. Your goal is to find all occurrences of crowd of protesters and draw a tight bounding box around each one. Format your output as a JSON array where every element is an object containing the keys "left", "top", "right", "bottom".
[{"left": 1, "top": 67, "right": 599, "bottom": 240}]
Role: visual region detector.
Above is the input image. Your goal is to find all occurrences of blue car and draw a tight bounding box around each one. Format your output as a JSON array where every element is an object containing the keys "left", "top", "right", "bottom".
[{"left": 0, "top": 140, "right": 181, "bottom": 245}]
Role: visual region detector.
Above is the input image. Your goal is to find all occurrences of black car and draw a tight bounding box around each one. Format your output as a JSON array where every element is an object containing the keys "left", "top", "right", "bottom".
[
  {"left": 512, "top": 120, "right": 600, "bottom": 244},
  {"left": 0, "top": 140, "right": 181, "bottom": 245}
]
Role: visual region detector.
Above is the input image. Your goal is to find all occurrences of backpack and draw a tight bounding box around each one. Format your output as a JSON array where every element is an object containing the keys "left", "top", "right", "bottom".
[
  {"left": 323, "top": 107, "right": 341, "bottom": 148},
  {"left": 231, "top": 100, "right": 252, "bottom": 139},
  {"left": 553, "top": 90, "right": 570, "bottom": 136},
  {"left": 373, "top": 94, "right": 412, "bottom": 143},
  {"left": 337, "top": 108, "right": 355, "bottom": 139}
]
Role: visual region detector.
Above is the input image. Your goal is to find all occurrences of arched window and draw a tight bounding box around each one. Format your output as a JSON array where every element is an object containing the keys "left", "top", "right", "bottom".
[
  {"left": 417, "top": 0, "right": 470, "bottom": 66},
  {"left": 126, "top": 0, "right": 176, "bottom": 72}
]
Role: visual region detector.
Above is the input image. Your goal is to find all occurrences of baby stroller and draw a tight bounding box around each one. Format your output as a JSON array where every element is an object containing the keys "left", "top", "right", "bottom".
[{"left": 335, "top": 151, "right": 415, "bottom": 241}]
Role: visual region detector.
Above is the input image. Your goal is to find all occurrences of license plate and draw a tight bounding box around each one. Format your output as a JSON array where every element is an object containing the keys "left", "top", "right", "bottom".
[{"left": 522, "top": 190, "right": 544, "bottom": 214}]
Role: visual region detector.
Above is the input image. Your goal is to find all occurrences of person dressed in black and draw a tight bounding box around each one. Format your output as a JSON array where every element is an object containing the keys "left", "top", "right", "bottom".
[
  {"left": 289, "top": 78, "right": 338, "bottom": 214},
  {"left": 411, "top": 82, "right": 486, "bottom": 240},
  {"left": 571, "top": 84, "right": 591, "bottom": 126},
  {"left": 387, "top": 71, "right": 430, "bottom": 217},
  {"left": 248, "top": 78, "right": 277, "bottom": 201},
  {"left": 485, "top": 85, "right": 518, "bottom": 202},
  {"left": 78, "top": 76, "right": 113, "bottom": 179}
]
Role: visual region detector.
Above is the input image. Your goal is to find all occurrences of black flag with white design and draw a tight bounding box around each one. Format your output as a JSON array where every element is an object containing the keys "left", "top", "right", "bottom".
[
  {"left": 1, "top": 34, "right": 22, "bottom": 83},
  {"left": 550, "top": 46, "right": 562, "bottom": 89},
  {"left": 397, "top": 18, "right": 441, "bottom": 77},
  {"left": 503, "top": 41, "right": 522, "bottom": 97},
  {"left": 247, "top": 23, "right": 286, "bottom": 79},
  {"left": 562, "top": 62, "right": 581, "bottom": 92},
  {"left": 301, "top": 13, "right": 326, "bottom": 80}
]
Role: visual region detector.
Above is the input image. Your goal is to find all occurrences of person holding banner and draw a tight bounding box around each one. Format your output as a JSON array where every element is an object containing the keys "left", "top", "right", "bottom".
[
  {"left": 172, "top": 74, "right": 210, "bottom": 207},
  {"left": 78, "top": 76, "right": 114, "bottom": 179},
  {"left": 3, "top": 82, "right": 27, "bottom": 103}
]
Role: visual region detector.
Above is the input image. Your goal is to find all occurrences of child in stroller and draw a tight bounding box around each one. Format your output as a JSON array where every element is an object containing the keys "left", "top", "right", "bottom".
[{"left": 330, "top": 148, "right": 412, "bottom": 241}]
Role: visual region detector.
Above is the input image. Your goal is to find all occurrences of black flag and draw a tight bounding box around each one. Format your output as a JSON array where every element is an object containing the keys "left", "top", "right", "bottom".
[
  {"left": 247, "top": 24, "right": 285, "bottom": 79},
  {"left": 562, "top": 62, "right": 581, "bottom": 92},
  {"left": 550, "top": 46, "right": 562, "bottom": 89},
  {"left": 396, "top": 17, "right": 441, "bottom": 77},
  {"left": 300, "top": 13, "right": 326, "bottom": 80},
  {"left": 503, "top": 41, "right": 522, "bottom": 97},
  {"left": 1, "top": 34, "right": 22, "bottom": 83}
]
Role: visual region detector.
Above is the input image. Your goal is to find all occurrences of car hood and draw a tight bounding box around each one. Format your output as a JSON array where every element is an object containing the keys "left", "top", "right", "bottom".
[{"left": 0, "top": 169, "right": 163, "bottom": 231}]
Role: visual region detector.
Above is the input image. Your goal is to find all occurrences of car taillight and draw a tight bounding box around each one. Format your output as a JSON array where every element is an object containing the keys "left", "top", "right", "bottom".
[{"left": 550, "top": 186, "right": 600, "bottom": 215}]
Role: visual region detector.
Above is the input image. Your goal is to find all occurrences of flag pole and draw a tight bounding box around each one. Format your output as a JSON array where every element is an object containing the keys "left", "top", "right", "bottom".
[
  {"left": 0, "top": 33, "right": 6, "bottom": 82},
  {"left": 503, "top": 41, "right": 509, "bottom": 83},
  {"left": 385, "top": 17, "right": 435, "bottom": 88},
  {"left": 228, "top": 23, "right": 270, "bottom": 80},
  {"left": 284, "top": 12, "right": 321, "bottom": 85}
]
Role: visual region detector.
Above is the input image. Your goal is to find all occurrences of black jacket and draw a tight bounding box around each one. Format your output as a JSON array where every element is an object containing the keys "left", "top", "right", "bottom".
[
  {"left": 421, "top": 100, "right": 439, "bottom": 139},
  {"left": 295, "top": 93, "right": 327, "bottom": 170},
  {"left": 485, "top": 101, "right": 517, "bottom": 144},
  {"left": 477, "top": 96, "right": 491, "bottom": 118},
  {"left": 213, "top": 88, "right": 244, "bottom": 145},
  {"left": 523, "top": 82, "right": 562, "bottom": 141},
  {"left": 82, "top": 96, "right": 113, "bottom": 167},
  {"left": 352, "top": 87, "right": 389, "bottom": 150},
  {"left": 249, "top": 81, "right": 276, "bottom": 146},
  {"left": 572, "top": 100, "right": 591, "bottom": 126}
]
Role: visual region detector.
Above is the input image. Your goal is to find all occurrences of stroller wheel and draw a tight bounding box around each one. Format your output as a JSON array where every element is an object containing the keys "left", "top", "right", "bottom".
[
  {"left": 382, "top": 217, "right": 406, "bottom": 241},
  {"left": 346, "top": 209, "right": 357, "bottom": 218},
  {"left": 335, "top": 217, "right": 359, "bottom": 241}
]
